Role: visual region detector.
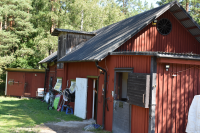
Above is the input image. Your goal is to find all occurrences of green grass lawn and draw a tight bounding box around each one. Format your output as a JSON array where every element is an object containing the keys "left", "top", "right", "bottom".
[{"left": 0, "top": 96, "right": 82, "bottom": 133}]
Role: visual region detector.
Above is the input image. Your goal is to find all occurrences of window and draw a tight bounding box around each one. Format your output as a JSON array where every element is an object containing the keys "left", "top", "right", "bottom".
[{"left": 157, "top": 18, "right": 172, "bottom": 35}]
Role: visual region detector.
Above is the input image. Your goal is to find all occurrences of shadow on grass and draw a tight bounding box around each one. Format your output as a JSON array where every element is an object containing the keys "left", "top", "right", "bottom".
[{"left": 0, "top": 97, "right": 82, "bottom": 133}]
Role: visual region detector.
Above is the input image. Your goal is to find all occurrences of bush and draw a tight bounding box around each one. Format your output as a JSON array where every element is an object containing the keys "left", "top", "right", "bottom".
[{"left": 0, "top": 71, "right": 6, "bottom": 96}]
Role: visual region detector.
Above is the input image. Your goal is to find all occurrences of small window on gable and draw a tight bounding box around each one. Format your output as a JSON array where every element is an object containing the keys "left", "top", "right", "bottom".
[{"left": 157, "top": 18, "right": 172, "bottom": 35}]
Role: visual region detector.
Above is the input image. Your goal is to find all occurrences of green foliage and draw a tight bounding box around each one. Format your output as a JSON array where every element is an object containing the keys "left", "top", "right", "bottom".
[
  {"left": 0, "top": 97, "right": 82, "bottom": 133},
  {"left": 156, "top": 0, "right": 175, "bottom": 6},
  {"left": 0, "top": 71, "right": 6, "bottom": 96},
  {"left": 116, "top": 0, "right": 154, "bottom": 18}
]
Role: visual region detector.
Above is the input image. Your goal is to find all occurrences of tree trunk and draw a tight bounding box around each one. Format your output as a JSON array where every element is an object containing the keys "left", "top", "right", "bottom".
[
  {"left": 0, "top": 21, "right": 2, "bottom": 30},
  {"left": 9, "top": 16, "right": 13, "bottom": 29},
  {"left": 50, "top": 0, "right": 56, "bottom": 34},
  {"left": 81, "top": 10, "right": 84, "bottom": 31},
  {"left": 5, "top": 15, "right": 7, "bottom": 30},
  {"left": 186, "top": 0, "right": 189, "bottom": 12}
]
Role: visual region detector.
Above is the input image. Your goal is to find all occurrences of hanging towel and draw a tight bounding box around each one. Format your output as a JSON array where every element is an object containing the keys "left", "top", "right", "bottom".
[{"left": 186, "top": 95, "right": 200, "bottom": 133}]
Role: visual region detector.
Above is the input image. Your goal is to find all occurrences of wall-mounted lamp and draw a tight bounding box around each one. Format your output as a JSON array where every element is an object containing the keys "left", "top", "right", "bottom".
[
  {"left": 172, "top": 74, "right": 177, "bottom": 77},
  {"left": 152, "top": 19, "right": 157, "bottom": 26},
  {"left": 166, "top": 65, "right": 170, "bottom": 71},
  {"left": 99, "top": 69, "right": 104, "bottom": 74},
  {"left": 35, "top": 74, "right": 37, "bottom": 76}
]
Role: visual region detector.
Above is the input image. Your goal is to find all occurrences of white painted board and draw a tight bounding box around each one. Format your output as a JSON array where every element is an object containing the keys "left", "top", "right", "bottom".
[{"left": 74, "top": 78, "right": 88, "bottom": 119}]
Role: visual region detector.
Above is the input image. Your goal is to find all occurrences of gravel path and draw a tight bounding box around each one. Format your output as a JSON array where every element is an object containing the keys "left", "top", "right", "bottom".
[{"left": 16, "top": 119, "right": 95, "bottom": 133}]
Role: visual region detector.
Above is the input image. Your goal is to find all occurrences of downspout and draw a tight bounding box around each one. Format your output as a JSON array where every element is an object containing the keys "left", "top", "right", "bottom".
[
  {"left": 95, "top": 61, "right": 107, "bottom": 129},
  {"left": 41, "top": 64, "right": 48, "bottom": 98}
]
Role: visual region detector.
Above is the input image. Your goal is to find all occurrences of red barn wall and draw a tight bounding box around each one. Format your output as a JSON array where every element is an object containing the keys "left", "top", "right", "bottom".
[
  {"left": 7, "top": 72, "right": 25, "bottom": 96},
  {"left": 155, "top": 62, "right": 200, "bottom": 133},
  {"left": 116, "top": 10, "right": 200, "bottom": 54},
  {"left": 64, "top": 55, "right": 151, "bottom": 132},
  {"left": 6, "top": 71, "right": 45, "bottom": 97}
]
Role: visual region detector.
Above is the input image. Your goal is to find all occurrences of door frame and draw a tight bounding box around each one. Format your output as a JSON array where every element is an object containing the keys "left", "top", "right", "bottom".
[
  {"left": 113, "top": 68, "right": 134, "bottom": 133},
  {"left": 87, "top": 75, "right": 99, "bottom": 122}
]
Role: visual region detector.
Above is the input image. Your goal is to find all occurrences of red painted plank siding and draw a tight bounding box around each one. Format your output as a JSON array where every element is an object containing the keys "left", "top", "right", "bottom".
[
  {"left": 46, "top": 64, "right": 57, "bottom": 92},
  {"left": 64, "top": 55, "right": 151, "bottom": 132},
  {"left": 156, "top": 63, "right": 200, "bottom": 133},
  {"left": 7, "top": 72, "right": 25, "bottom": 96},
  {"left": 116, "top": 11, "right": 200, "bottom": 54},
  {"left": 6, "top": 71, "right": 45, "bottom": 97},
  {"left": 106, "top": 55, "right": 151, "bottom": 132}
]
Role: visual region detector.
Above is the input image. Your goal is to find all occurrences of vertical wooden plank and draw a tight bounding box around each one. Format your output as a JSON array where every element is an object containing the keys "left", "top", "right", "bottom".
[
  {"left": 155, "top": 64, "right": 159, "bottom": 133},
  {"left": 158, "top": 64, "right": 163, "bottom": 133},
  {"left": 180, "top": 64, "right": 185, "bottom": 132},
  {"left": 194, "top": 66, "right": 198, "bottom": 96},
  {"left": 176, "top": 64, "right": 181, "bottom": 133},
  {"left": 141, "top": 30, "right": 144, "bottom": 51},
  {"left": 167, "top": 64, "right": 172, "bottom": 133},
  {"left": 153, "top": 25, "right": 156, "bottom": 51},
  {"left": 185, "top": 65, "right": 189, "bottom": 129},
  {"left": 189, "top": 66, "right": 194, "bottom": 109},
  {"left": 172, "top": 64, "right": 176, "bottom": 133},
  {"left": 163, "top": 67, "right": 167, "bottom": 133}
]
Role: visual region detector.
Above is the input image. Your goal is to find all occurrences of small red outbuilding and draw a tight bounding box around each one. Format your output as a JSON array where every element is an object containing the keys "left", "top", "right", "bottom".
[{"left": 5, "top": 68, "right": 45, "bottom": 97}]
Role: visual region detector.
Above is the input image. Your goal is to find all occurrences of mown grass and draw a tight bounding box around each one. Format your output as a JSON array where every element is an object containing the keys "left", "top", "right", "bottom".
[
  {"left": 0, "top": 96, "right": 82, "bottom": 133},
  {"left": 88, "top": 128, "right": 112, "bottom": 133}
]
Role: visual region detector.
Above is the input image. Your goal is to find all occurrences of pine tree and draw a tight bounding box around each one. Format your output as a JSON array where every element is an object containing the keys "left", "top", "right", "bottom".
[{"left": 0, "top": 0, "right": 35, "bottom": 69}]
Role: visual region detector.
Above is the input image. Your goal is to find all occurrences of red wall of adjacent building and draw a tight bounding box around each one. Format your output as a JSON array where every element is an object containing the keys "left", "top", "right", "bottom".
[
  {"left": 6, "top": 71, "right": 45, "bottom": 97},
  {"left": 116, "top": 10, "right": 200, "bottom": 54},
  {"left": 155, "top": 61, "right": 200, "bottom": 133}
]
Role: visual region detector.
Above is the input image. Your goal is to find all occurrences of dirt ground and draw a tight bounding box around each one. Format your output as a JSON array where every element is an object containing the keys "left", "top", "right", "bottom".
[{"left": 16, "top": 119, "right": 95, "bottom": 133}]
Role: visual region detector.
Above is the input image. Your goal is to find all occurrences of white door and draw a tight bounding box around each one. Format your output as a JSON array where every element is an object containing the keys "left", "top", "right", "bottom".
[{"left": 74, "top": 78, "right": 88, "bottom": 119}]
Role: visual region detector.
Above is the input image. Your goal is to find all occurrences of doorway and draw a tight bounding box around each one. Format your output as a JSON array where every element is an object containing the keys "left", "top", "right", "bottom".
[
  {"left": 87, "top": 78, "right": 98, "bottom": 121},
  {"left": 112, "top": 68, "right": 133, "bottom": 133},
  {"left": 24, "top": 73, "right": 32, "bottom": 97}
]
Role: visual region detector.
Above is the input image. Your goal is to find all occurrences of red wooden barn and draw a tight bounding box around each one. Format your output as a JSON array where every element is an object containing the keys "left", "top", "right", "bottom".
[
  {"left": 40, "top": 1, "right": 200, "bottom": 133},
  {"left": 5, "top": 68, "right": 45, "bottom": 97}
]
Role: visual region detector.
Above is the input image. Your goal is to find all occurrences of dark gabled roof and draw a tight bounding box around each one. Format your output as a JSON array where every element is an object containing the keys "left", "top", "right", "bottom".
[
  {"left": 39, "top": 51, "right": 57, "bottom": 64},
  {"left": 57, "top": 1, "right": 200, "bottom": 63},
  {"left": 51, "top": 28, "right": 96, "bottom": 36}
]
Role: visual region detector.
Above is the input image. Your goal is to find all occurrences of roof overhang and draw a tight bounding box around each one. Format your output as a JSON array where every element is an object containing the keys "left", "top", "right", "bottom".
[
  {"left": 110, "top": 51, "right": 200, "bottom": 61},
  {"left": 5, "top": 68, "right": 45, "bottom": 73},
  {"left": 51, "top": 28, "right": 96, "bottom": 36},
  {"left": 169, "top": 3, "right": 200, "bottom": 43}
]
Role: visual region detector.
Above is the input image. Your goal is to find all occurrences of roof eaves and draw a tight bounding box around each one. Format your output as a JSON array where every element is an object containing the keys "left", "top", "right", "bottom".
[
  {"left": 51, "top": 28, "right": 96, "bottom": 36},
  {"left": 39, "top": 51, "right": 57, "bottom": 64},
  {"left": 110, "top": 51, "right": 200, "bottom": 61}
]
